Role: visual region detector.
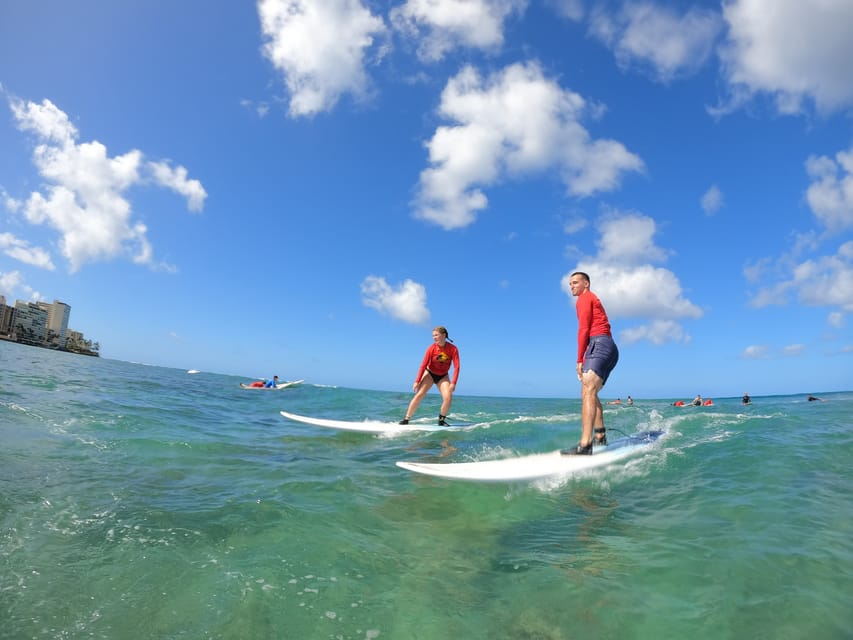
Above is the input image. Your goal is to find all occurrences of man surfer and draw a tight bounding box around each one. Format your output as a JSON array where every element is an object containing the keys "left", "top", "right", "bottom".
[
  {"left": 562, "top": 272, "right": 619, "bottom": 456},
  {"left": 399, "top": 326, "right": 460, "bottom": 426},
  {"left": 264, "top": 375, "right": 280, "bottom": 388}
]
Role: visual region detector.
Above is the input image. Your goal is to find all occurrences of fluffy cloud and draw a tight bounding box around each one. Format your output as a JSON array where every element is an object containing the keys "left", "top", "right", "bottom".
[
  {"left": 415, "top": 62, "right": 643, "bottom": 229},
  {"left": 749, "top": 241, "right": 853, "bottom": 312},
  {"left": 561, "top": 211, "right": 702, "bottom": 346},
  {"left": 747, "top": 147, "right": 853, "bottom": 312},
  {"left": 361, "top": 275, "right": 430, "bottom": 324},
  {"left": 0, "top": 270, "right": 41, "bottom": 302},
  {"left": 719, "top": 0, "right": 853, "bottom": 114},
  {"left": 589, "top": 2, "right": 722, "bottom": 81},
  {"left": 805, "top": 146, "right": 853, "bottom": 233},
  {"left": 0, "top": 233, "right": 55, "bottom": 270},
  {"left": 391, "top": 0, "right": 526, "bottom": 61},
  {"left": 8, "top": 97, "right": 205, "bottom": 273},
  {"left": 259, "top": 0, "right": 388, "bottom": 117},
  {"left": 148, "top": 161, "right": 207, "bottom": 213}
]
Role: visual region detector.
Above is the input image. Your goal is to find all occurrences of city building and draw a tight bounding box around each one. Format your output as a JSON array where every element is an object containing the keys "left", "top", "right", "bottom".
[
  {"left": 0, "top": 296, "right": 15, "bottom": 335},
  {"left": 41, "top": 300, "right": 71, "bottom": 348},
  {"left": 13, "top": 301, "right": 48, "bottom": 344},
  {"left": 0, "top": 295, "right": 98, "bottom": 355}
]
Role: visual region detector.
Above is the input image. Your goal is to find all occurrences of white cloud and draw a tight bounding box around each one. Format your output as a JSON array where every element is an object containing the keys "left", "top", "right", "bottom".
[
  {"left": 791, "top": 244, "right": 853, "bottom": 312},
  {"left": 361, "top": 275, "right": 430, "bottom": 324},
  {"left": 391, "top": 0, "right": 526, "bottom": 62},
  {"left": 2, "top": 188, "right": 22, "bottom": 213},
  {"left": 749, "top": 241, "right": 853, "bottom": 312},
  {"left": 560, "top": 211, "right": 702, "bottom": 346},
  {"left": 0, "top": 232, "right": 55, "bottom": 270},
  {"left": 805, "top": 146, "right": 853, "bottom": 233},
  {"left": 741, "top": 344, "right": 769, "bottom": 359},
  {"left": 748, "top": 151, "right": 853, "bottom": 314},
  {"left": 258, "top": 0, "right": 388, "bottom": 117},
  {"left": 594, "top": 213, "right": 669, "bottom": 265},
  {"left": 0, "top": 270, "right": 24, "bottom": 295},
  {"left": 719, "top": 0, "right": 853, "bottom": 115},
  {"left": 589, "top": 3, "right": 722, "bottom": 82},
  {"left": 0, "top": 270, "right": 40, "bottom": 302},
  {"left": 415, "top": 62, "right": 643, "bottom": 229},
  {"left": 562, "top": 217, "right": 587, "bottom": 235},
  {"left": 701, "top": 184, "right": 724, "bottom": 215},
  {"left": 148, "top": 161, "right": 207, "bottom": 212},
  {"left": 620, "top": 319, "right": 690, "bottom": 346},
  {"left": 547, "top": 0, "right": 584, "bottom": 22},
  {"left": 8, "top": 96, "right": 205, "bottom": 273}
]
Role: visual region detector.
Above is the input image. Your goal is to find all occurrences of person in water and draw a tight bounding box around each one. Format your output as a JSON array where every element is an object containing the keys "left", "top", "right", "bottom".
[
  {"left": 626, "top": 395, "right": 634, "bottom": 405},
  {"left": 562, "top": 271, "right": 618, "bottom": 456},
  {"left": 742, "top": 392, "right": 751, "bottom": 405},
  {"left": 264, "top": 375, "right": 280, "bottom": 388},
  {"left": 399, "top": 326, "right": 460, "bottom": 426},
  {"left": 689, "top": 394, "right": 702, "bottom": 406}
]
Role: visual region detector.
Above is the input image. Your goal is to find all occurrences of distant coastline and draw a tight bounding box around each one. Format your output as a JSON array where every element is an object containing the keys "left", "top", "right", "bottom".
[{"left": 0, "top": 334, "right": 100, "bottom": 357}]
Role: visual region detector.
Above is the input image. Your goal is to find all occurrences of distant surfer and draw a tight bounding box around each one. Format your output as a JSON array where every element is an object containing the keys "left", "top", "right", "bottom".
[
  {"left": 399, "top": 326, "right": 460, "bottom": 426},
  {"left": 264, "top": 375, "right": 279, "bottom": 388},
  {"left": 562, "top": 271, "right": 618, "bottom": 456},
  {"left": 689, "top": 394, "right": 702, "bottom": 406},
  {"left": 807, "top": 395, "right": 823, "bottom": 402},
  {"left": 626, "top": 395, "right": 634, "bottom": 405},
  {"left": 742, "top": 392, "right": 751, "bottom": 405}
]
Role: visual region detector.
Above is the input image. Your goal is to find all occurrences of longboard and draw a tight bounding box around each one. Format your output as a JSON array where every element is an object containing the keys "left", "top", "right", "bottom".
[
  {"left": 395, "top": 430, "right": 663, "bottom": 482},
  {"left": 279, "top": 410, "right": 471, "bottom": 434},
  {"left": 240, "top": 380, "right": 304, "bottom": 389}
]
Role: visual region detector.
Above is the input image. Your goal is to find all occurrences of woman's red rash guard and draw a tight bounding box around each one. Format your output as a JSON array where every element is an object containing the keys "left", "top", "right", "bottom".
[{"left": 415, "top": 342, "right": 460, "bottom": 385}]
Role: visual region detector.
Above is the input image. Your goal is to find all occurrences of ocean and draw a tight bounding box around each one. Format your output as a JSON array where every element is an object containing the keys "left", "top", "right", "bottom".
[{"left": 2, "top": 339, "right": 851, "bottom": 640}]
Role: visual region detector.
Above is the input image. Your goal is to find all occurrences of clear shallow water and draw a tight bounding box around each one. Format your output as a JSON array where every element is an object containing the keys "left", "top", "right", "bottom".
[{"left": 2, "top": 340, "right": 851, "bottom": 639}]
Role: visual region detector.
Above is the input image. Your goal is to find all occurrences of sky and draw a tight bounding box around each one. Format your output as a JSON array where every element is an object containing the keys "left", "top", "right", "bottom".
[{"left": 1, "top": 0, "right": 852, "bottom": 400}]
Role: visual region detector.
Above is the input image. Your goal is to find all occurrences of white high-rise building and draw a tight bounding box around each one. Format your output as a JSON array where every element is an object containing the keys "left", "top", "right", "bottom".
[{"left": 45, "top": 300, "right": 71, "bottom": 348}]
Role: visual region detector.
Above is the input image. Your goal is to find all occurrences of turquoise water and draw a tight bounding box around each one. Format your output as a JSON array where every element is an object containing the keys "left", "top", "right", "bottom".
[{"left": 2, "top": 340, "right": 851, "bottom": 640}]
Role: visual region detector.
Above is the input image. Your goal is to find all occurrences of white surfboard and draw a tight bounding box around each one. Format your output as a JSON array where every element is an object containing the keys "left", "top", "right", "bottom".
[
  {"left": 395, "top": 431, "right": 663, "bottom": 482},
  {"left": 279, "top": 410, "right": 471, "bottom": 434},
  {"left": 240, "top": 380, "right": 304, "bottom": 390}
]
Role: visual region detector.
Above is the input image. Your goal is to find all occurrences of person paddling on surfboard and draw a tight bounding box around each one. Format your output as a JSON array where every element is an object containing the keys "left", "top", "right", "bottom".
[
  {"left": 562, "top": 271, "right": 619, "bottom": 456},
  {"left": 399, "top": 326, "right": 460, "bottom": 426}
]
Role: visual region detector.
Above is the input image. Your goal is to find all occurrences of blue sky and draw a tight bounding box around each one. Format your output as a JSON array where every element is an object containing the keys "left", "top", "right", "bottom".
[{"left": 1, "top": 0, "right": 851, "bottom": 400}]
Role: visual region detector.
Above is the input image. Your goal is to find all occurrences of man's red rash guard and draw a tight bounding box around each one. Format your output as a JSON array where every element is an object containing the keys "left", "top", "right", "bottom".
[
  {"left": 415, "top": 342, "right": 460, "bottom": 385},
  {"left": 575, "top": 290, "right": 612, "bottom": 362}
]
